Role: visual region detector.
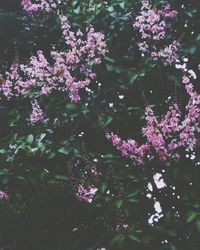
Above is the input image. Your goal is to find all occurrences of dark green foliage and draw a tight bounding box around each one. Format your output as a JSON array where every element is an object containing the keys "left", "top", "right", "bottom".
[{"left": 1, "top": 0, "right": 200, "bottom": 249}]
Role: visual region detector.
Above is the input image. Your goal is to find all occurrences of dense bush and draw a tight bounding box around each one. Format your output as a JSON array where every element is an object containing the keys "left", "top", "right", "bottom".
[{"left": 1, "top": 0, "right": 200, "bottom": 249}]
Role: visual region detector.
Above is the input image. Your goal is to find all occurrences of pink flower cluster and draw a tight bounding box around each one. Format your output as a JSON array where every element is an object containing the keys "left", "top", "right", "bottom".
[
  {"left": 133, "top": 0, "right": 179, "bottom": 65},
  {"left": 0, "top": 15, "right": 106, "bottom": 124},
  {"left": 106, "top": 132, "right": 150, "bottom": 165},
  {"left": 29, "top": 100, "right": 47, "bottom": 125},
  {"left": 107, "top": 66, "right": 200, "bottom": 165},
  {"left": 21, "top": 0, "right": 67, "bottom": 12},
  {"left": 76, "top": 184, "right": 98, "bottom": 203}
]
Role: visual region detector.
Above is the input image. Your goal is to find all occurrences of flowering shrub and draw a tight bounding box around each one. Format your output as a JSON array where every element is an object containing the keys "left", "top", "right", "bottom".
[
  {"left": 106, "top": 66, "right": 200, "bottom": 164},
  {"left": 1, "top": 0, "right": 200, "bottom": 250},
  {"left": 0, "top": 15, "right": 106, "bottom": 123}
]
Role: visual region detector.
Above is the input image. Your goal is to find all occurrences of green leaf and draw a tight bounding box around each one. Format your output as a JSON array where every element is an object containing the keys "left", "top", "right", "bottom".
[
  {"left": 127, "top": 234, "right": 141, "bottom": 243},
  {"left": 127, "top": 197, "right": 139, "bottom": 203},
  {"left": 46, "top": 151, "right": 56, "bottom": 159},
  {"left": 128, "top": 71, "right": 138, "bottom": 84},
  {"left": 188, "top": 46, "right": 197, "bottom": 55},
  {"left": 0, "top": 149, "right": 6, "bottom": 154},
  {"left": 26, "top": 134, "right": 34, "bottom": 144},
  {"left": 107, "top": 6, "right": 114, "bottom": 12},
  {"left": 127, "top": 190, "right": 139, "bottom": 198},
  {"left": 66, "top": 103, "right": 78, "bottom": 111},
  {"left": 74, "top": 6, "right": 80, "bottom": 14},
  {"left": 119, "top": 2, "right": 125, "bottom": 9},
  {"left": 111, "top": 234, "right": 125, "bottom": 246},
  {"left": 101, "top": 183, "right": 108, "bottom": 193},
  {"left": 127, "top": 191, "right": 139, "bottom": 203},
  {"left": 169, "top": 244, "right": 177, "bottom": 250},
  {"left": 58, "top": 147, "right": 70, "bottom": 155},
  {"left": 116, "top": 199, "right": 123, "bottom": 209},
  {"left": 105, "top": 56, "right": 115, "bottom": 63},
  {"left": 55, "top": 175, "right": 69, "bottom": 182},
  {"left": 38, "top": 133, "right": 46, "bottom": 143},
  {"left": 195, "top": 220, "right": 200, "bottom": 232},
  {"left": 186, "top": 211, "right": 197, "bottom": 223},
  {"left": 104, "top": 117, "right": 113, "bottom": 127}
]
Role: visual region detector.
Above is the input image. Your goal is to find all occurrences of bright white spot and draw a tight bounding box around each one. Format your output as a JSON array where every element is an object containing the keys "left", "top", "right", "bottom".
[
  {"left": 175, "top": 63, "right": 186, "bottom": 70},
  {"left": 109, "top": 103, "right": 114, "bottom": 108},
  {"left": 78, "top": 132, "right": 84, "bottom": 137},
  {"left": 146, "top": 193, "right": 152, "bottom": 199},
  {"left": 154, "top": 201, "right": 162, "bottom": 213},
  {"left": 147, "top": 182, "right": 153, "bottom": 192},
  {"left": 85, "top": 87, "right": 93, "bottom": 93},
  {"left": 153, "top": 173, "right": 167, "bottom": 189},
  {"left": 188, "top": 69, "right": 197, "bottom": 79}
]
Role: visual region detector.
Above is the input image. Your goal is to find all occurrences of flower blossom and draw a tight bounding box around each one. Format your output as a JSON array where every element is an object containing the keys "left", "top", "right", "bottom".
[
  {"left": 0, "top": 16, "right": 107, "bottom": 124},
  {"left": 29, "top": 100, "right": 46, "bottom": 125},
  {"left": 133, "top": 0, "right": 179, "bottom": 65},
  {"left": 21, "top": 0, "right": 67, "bottom": 12},
  {"left": 107, "top": 65, "right": 200, "bottom": 165},
  {"left": 0, "top": 191, "right": 9, "bottom": 200},
  {"left": 76, "top": 184, "right": 98, "bottom": 203}
]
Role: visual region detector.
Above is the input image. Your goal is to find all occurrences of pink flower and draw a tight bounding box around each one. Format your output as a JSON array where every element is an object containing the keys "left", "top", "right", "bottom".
[
  {"left": 91, "top": 167, "right": 102, "bottom": 177},
  {"left": 133, "top": 1, "right": 179, "bottom": 65},
  {"left": 0, "top": 191, "right": 9, "bottom": 200},
  {"left": 29, "top": 100, "right": 46, "bottom": 124},
  {"left": 76, "top": 185, "right": 98, "bottom": 203},
  {"left": 21, "top": 0, "right": 38, "bottom": 12},
  {"left": 0, "top": 15, "right": 106, "bottom": 124},
  {"left": 107, "top": 69, "right": 200, "bottom": 165},
  {"left": 21, "top": 0, "right": 67, "bottom": 13}
]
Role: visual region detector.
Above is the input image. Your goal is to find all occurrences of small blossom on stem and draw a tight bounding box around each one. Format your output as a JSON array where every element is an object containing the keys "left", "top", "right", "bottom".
[
  {"left": 29, "top": 100, "right": 46, "bottom": 124},
  {"left": 76, "top": 184, "right": 98, "bottom": 203}
]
